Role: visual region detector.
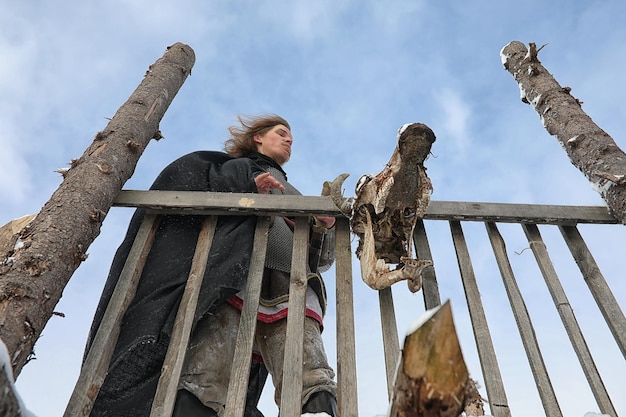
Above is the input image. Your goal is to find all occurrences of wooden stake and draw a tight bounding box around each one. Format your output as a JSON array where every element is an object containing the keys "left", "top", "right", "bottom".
[{"left": 389, "top": 300, "right": 483, "bottom": 417}]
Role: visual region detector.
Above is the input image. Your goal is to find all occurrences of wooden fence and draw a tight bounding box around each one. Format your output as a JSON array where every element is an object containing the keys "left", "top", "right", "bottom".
[{"left": 64, "top": 190, "right": 625, "bottom": 417}]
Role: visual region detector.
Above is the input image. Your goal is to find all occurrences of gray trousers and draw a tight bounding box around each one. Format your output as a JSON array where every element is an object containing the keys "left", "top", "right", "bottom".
[{"left": 179, "top": 303, "right": 337, "bottom": 416}]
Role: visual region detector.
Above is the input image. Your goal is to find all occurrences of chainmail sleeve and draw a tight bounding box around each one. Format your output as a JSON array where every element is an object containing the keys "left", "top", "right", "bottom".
[
  {"left": 262, "top": 165, "right": 336, "bottom": 273},
  {"left": 263, "top": 166, "right": 299, "bottom": 272},
  {"left": 317, "top": 227, "right": 336, "bottom": 273}
]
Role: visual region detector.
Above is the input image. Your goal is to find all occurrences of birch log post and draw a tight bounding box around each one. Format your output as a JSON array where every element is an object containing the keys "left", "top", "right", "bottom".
[
  {"left": 0, "top": 43, "right": 195, "bottom": 377},
  {"left": 389, "top": 301, "right": 483, "bottom": 417},
  {"left": 501, "top": 41, "right": 626, "bottom": 223}
]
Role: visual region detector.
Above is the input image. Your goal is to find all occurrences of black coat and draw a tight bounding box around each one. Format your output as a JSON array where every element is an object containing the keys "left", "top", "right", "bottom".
[{"left": 86, "top": 151, "right": 268, "bottom": 417}]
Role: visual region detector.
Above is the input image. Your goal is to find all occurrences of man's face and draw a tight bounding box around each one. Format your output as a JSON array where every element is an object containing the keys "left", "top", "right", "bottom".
[{"left": 254, "top": 124, "right": 293, "bottom": 165}]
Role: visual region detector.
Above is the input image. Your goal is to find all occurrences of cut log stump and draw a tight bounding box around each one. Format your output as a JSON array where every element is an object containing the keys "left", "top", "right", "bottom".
[
  {"left": 389, "top": 300, "right": 483, "bottom": 417},
  {"left": 0, "top": 215, "right": 36, "bottom": 248}
]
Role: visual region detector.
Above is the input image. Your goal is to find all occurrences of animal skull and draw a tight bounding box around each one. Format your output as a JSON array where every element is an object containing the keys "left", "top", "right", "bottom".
[{"left": 327, "top": 123, "right": 435, "bottom": 292}]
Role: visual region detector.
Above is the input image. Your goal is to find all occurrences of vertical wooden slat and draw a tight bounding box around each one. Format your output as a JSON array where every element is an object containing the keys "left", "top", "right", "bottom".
[
  {"left": 450, "top": 221, "right": 511, "bottom": 417},
  {"left": 224, "top": 216, "right": 271, "bottom": 417},
  {"left": 279, "top": 216, "right": 310, "bottom": 417},
  {"left": 413, "top": 219, "right": 441, "bottom": 309},
  {"left": 523, "top": 224, "right": 617, "bottom": 416},
  {"left": 150, "top": 216, "right": 218, "bottom": 417},
  {"left": 559, "top": 225, "right": 626, "bottom": 357},
  {"left": 486, "top": 222, "right": 561, "bottom": 417},
  {"left": 378, "top": 287, "right": 400, "bottom": 399},
  {"left": 64, "top": 213, "right": 160, "bottom": 417},
  {"left": 335, "top": 217, "right": 359, "bottom": 417}
]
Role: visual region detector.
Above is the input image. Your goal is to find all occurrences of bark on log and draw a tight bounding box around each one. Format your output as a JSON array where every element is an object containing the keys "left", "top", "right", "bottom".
[
  {"left": 501, "top": 41, "right": 626, "bottom": 223},
  {"left": 389, "top": 301, "right": 483, "bottom": 417},
  {"left": 0, "top": 42, "right": 195, "bottom": 376}
]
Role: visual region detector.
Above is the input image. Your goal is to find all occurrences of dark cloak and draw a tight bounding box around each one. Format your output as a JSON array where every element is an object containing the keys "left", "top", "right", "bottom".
[{"left": 85, "top": 151, "right": 268, "bottom": 417}]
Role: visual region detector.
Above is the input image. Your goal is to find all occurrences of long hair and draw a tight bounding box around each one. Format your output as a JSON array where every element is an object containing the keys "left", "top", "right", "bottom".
[{"left": 224, "top": 114, "right": 291, "bottom": 158}]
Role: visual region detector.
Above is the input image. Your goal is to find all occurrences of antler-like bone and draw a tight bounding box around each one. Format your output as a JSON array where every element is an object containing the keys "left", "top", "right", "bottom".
[{"left": 324, "top": 172, "right": 353, "bottom": 215}]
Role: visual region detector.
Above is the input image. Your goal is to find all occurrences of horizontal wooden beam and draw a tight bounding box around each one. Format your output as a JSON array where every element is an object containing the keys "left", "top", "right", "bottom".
[
  {"left": 113, "top": 190, "right": 618, "bottom": 225},
  {"left": 426, "top": 200, "right": 617, "bottom": 225},
  {"left": 113, "top": 190, "right": 341, "bottom": 216}
]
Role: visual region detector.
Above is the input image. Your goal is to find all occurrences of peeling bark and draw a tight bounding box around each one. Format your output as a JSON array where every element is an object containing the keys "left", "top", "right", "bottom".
[
  {"left": 0, "top": 43, "right": 195, "bottom": 376},
  {"left": 501, "top": 41, "right": 626, "bottom": 223}
]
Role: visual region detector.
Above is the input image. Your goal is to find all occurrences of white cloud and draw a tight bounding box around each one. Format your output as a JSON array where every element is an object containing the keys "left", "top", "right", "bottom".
[
  {"left": 434, "top": 88, "right": 472, "bottom": 156},
  {"left": 369, "top": 0, "right": 427, "bottom": 35},
  {"left": 0, "top": 132, "right": 33, "bottom": 206},
  {"left": 254, "top": 1, "right": 354, "bottom": 43}
]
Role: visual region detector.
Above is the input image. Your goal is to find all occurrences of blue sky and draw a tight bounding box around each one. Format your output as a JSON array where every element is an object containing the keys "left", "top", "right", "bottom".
[{"left": 2, "top": 1, "right": 625, "bottom": 416}]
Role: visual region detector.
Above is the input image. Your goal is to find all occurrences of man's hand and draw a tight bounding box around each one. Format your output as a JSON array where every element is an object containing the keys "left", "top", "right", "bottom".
[
  {"left": 254, "top": 172, "right": 285, "bottom": 194},
  {"left": 315, "top": 216, "right": 335, "bottom": 229}
]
